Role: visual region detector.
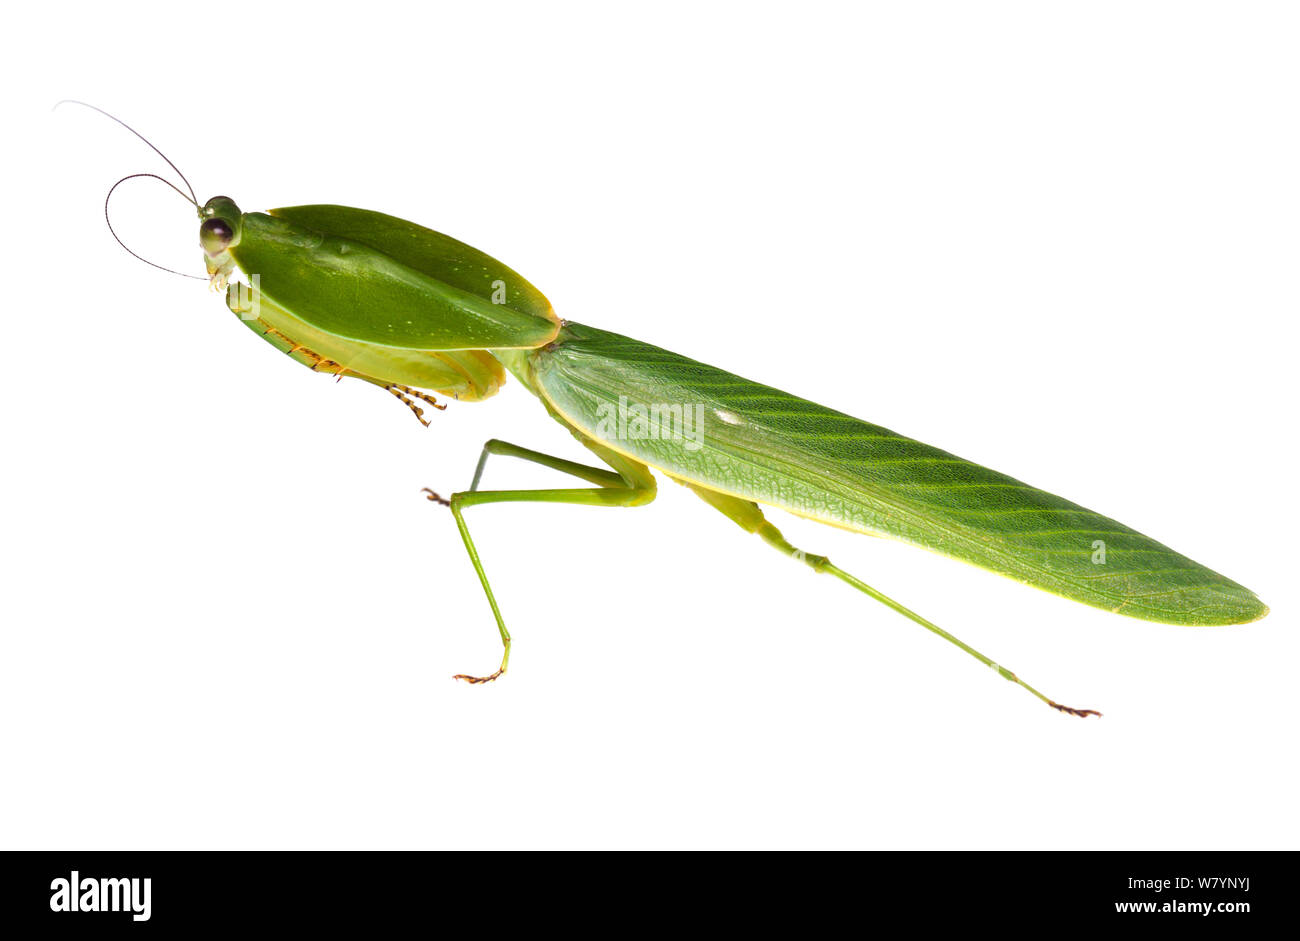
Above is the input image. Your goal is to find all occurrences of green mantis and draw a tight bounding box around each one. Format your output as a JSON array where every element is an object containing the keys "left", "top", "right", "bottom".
[{"left": 78, "top": 105, "right": 1267, "bottom": 717}]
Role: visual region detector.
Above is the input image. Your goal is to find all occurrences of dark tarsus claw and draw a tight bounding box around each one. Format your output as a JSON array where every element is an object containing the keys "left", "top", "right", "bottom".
[
  {"left": 1050, "top": 701, "right": 1102, "bottom": 718},
  {"left": 453, "top": 669, "right": 504, "bottom": 685}
]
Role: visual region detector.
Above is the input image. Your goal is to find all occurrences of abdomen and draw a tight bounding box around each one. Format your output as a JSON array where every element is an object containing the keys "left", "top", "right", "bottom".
[{"left": 530, "top": 322, "right": 1266, "bottom": 626}]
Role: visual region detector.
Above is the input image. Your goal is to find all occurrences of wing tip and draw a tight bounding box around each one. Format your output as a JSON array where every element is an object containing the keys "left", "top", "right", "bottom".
[
  {"left": 1242, "top": 599, "right": 1270, "bottom": 624},
  {"left": 1204, "top": 586, "right": 1269, "bottom": 625}
]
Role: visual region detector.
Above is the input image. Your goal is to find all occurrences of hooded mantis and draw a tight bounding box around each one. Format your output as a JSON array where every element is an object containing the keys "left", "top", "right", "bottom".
[{"left": 69, "top": 103, "right": 1267, "bottom": 717}]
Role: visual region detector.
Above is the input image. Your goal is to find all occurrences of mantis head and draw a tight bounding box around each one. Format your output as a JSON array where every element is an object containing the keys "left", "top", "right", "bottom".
[{"left": 200, "top": 196, "right": 242, "bottom": 291}]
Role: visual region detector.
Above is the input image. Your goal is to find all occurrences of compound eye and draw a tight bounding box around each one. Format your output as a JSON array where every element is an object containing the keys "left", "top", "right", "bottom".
[{"left": 200, "top": 217, "right": 234, "bottom": 255}]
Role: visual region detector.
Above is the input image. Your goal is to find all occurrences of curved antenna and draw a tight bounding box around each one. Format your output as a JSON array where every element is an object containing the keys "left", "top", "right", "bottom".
[
  {"left": 55, "top": 100, "right": 199, "bottom": 207},
  {"left": 105, "top": 173, "right": 207, "bottom": 280}
]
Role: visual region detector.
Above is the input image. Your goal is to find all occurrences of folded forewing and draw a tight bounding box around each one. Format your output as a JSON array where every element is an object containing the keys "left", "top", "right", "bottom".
[{"left": 532, "top": 323, "right": 1265, "bottom": 626}]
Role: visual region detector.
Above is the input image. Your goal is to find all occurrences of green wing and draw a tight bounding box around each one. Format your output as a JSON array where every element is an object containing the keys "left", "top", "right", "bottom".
[
  {"left": 531, "top": 323, "right": 1266, "bottom": 626},
  {"left": 230, "top": 205, "right": 559, "bottom": 351}
]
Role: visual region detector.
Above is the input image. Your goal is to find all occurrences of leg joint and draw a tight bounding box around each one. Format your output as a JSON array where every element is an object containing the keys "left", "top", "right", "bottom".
[
  {"left": 626, "top": 483, "right": 658, "bottom": 507},
  {"left": 794, "top": 550, "right": 831, "bottom": 572}
]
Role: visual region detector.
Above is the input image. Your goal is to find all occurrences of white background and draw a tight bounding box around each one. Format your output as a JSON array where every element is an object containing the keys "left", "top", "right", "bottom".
[{"left": 2, "top": 2, "right": 1296, "bottom": 849}]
